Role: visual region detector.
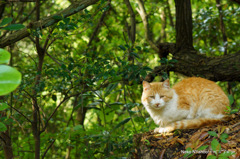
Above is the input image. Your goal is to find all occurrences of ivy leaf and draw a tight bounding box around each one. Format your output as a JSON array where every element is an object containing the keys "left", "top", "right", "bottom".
[
  {"left": 0, "top": 65, "right": 22, "bottom": 96},
  {"left": 2, "top": 24, "right": 25, "bottom": 31},
  {"left": 0, "top": 48, "right": 11, "bottom": 64}
]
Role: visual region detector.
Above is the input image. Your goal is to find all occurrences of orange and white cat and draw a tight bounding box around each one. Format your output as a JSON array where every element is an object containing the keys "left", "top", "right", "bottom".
[{"left": 141, "top": 77, "right": 229, "bottom": 133}]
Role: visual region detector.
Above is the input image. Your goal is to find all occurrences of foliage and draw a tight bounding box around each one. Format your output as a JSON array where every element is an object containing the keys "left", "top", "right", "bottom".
[{"left": 0, "top": 0, "right": 239, "bottom": 158}]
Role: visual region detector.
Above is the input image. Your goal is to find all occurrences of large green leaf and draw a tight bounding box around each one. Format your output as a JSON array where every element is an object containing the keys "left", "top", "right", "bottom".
[
  {"left": 0, "top": 48, "right": 10, "bottom": 64},
  {"left": 2, "top": 24, "right": 25, "bottom": 31},
  {"left": 0, "top": 65, "right": 22, "bottom": 96},
  {"left": 0, "top": 18, "right": 13, "bottom": 27}
]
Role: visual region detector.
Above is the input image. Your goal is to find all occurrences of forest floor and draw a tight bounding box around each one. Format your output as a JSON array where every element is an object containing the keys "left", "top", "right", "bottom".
[{"left": 132, "top": 112, "right": 240, "bottom": 159}]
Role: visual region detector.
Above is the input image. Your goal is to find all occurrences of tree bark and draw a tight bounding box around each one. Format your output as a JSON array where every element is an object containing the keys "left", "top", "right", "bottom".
[
  {"left": 174, "top": 0, "right": 194, "bottom": 52},
  {"left": 150, "top": 51, "right": 240, "bottom": 82},
  {"left": 1, "top": 129, "right": 14, "bottom": 159}
]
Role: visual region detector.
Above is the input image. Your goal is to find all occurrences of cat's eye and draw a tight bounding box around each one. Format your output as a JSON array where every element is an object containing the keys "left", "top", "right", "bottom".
[
  {"left": 149, "top": 96, "right": 155, "bottom": 99},
  {"left": 160, "top": 95, "right": 165, "bottom": 98}
]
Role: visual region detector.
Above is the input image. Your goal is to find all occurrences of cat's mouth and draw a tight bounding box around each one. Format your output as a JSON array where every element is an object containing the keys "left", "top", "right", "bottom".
[{"left": 152, "top": 104, "right": 163, "bottom": 109}]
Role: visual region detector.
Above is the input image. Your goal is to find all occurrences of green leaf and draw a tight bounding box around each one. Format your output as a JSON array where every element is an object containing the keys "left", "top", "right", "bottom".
[
  {"left": 52, "top": 15, "right": 63, "bottom": 20},
  {"left": 130, "top": 52, "right": 140, "bottom": 59},
  {"left": 109, "top": 102, "right": 124, "bottom": 106},
  {"left": 230, "top": 109, "right": 239, "bottom": 114},
  {"left": 0, "top": 18, "right": 13, "bottom": 27},
  {"left": 112, "top": 117, "right": 131, "bottom": 131},
  {"left": 118, "top": 45, "right": 126, "bottom": 51},
  {"left": 220, "top": 138, "right": 228, "bottom": 143},
  {"left": 208, "top": 131, "right": 218, "bottom": 137},
  {"left": 218, "top": 151, "right": 235, "bottom": 157},
  {"left": 169, "top": 59, "right": 178, "bottom": 63},
  {"left": 228, "top": 95, "right": 234, "bottom": 105},
  {"left": 144, "top": 139, "right": 150, "bottom": 145},
  {"left": 197, "top": 145, "right": 209, "bottom": 150},
  {"left": 0, "top": 48, "right": 11, "bottom": 64},
  {"left": 2, "top": 24, "right": 25, "bottom": 31},
  {"left": 0, "top": 103, "right": 9, "bottom": 111},
  {"left": 220, "top": 133, "right": 228, "bottom": 139},
  {"left": 211, "top": 139, "right": 221, "bottom": 153},
  {"left": 52, "top": 95, "right": 57, "bottom": 101},
  {"left": 73, "top": 125, "right": 83, "bottom": 131},
  {"left": 183, "top": 147, "right": 193, "bottom": 158},
  {"left": 104, "top": 83, "right": 118, "bottom": 97},
  {"left": 0, "top": 65, "right": 22, "bottom": 96},
  {"left": 0, "top": 122, "right": 7, "bottom": 132},
  {"left": 207, "top": 155, "right": 217, "bottom": 159}
]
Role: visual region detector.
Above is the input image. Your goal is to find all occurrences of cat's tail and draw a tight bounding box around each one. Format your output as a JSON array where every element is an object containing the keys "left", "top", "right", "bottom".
[
  {"left": 171, "top": 116, "right": 230, "bottom": 130},
  {"left": 155, "top": 116, "right": 231, "bottom": 133}
]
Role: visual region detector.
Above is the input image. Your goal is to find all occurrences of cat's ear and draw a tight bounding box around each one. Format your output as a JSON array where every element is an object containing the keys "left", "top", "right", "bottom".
[
  {"left": 162, "top": 79, "right": 170, "bottom": 89},
  {"left": 143, "top": 81, "right": 151, "bottom": 91}
]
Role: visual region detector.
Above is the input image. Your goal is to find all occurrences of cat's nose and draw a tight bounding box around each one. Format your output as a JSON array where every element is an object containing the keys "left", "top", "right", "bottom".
[{"left": 155, "top": 103, "right": 160, "bottom": 107}]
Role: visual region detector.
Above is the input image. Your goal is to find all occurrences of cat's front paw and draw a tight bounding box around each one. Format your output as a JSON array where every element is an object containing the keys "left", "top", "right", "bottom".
[{"left": 154, "top": 127, "right": 174, "bottom": 133}]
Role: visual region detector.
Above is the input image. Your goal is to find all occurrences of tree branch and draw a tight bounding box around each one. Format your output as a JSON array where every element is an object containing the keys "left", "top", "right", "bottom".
[
  {"left": 0, "top": 0, "right": 100, "bottom": 48},
  {"left": 146, "top": 51, "right": 240, "bottom": 82},
  {"left": 124, "top": 0, "right": 136, "bottom": 45}
]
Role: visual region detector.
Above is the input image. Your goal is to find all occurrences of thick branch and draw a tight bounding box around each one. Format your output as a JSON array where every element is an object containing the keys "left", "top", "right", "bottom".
[
  {"left": 146, "top": 51, "right": 240, "bottom": 82},
  {"left": 0, "top": 0, "right": 100, "bottom": 48}
]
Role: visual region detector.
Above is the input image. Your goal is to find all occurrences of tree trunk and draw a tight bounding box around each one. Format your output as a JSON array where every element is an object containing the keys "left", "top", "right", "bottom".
[
  {"left": 1, "top": 130, "right": 14, "bottom": 159},
  {"left": 0, "top": 96, "right": 14, "bottom": 159},
  {"left": 174, "top": 0, "right": 194, "bottom": 52}
]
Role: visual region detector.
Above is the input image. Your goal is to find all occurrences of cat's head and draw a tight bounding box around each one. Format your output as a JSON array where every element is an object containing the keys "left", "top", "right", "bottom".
[{"left": 141, "top": 79, "right": 173, "bottom": 110}]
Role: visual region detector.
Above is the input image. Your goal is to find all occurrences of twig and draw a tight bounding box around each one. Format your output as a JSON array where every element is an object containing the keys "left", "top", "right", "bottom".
[
  {"left": 9, "top": 105, "right": 32, "bottom": 123},
  {"left": 124, "top": 0, "right": 136, "bottom": 45},
  {"left": 42, "top": 139, "right": 55, "bottom": 159},
  {"left": 136, "top": 0, "right": 159, "bottom": 52}
]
